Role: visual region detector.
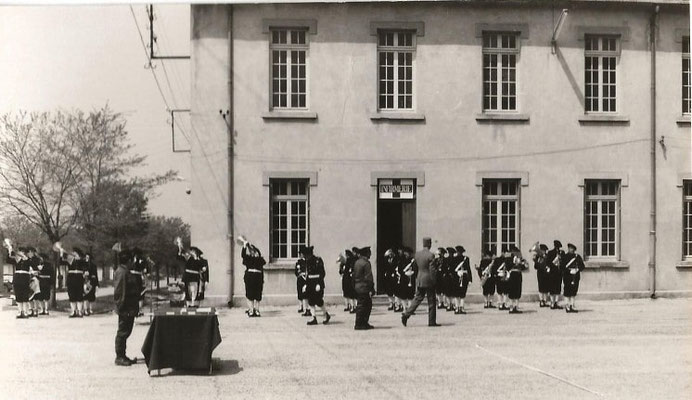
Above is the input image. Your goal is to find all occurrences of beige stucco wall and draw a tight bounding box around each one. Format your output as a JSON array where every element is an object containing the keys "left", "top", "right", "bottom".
[{"left": 191, "top": 2, "right": 691, "bottom": 306}]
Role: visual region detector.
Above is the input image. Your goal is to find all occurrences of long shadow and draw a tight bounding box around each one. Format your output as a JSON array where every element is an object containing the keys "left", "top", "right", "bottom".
[{"left": 148, "top": 359, "right": 242, "bottom": 377}]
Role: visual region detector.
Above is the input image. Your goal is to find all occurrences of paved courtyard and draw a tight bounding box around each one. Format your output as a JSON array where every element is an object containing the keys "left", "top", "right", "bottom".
[{"left": 0, "top": 297, "right": 690, "bottom": 400}]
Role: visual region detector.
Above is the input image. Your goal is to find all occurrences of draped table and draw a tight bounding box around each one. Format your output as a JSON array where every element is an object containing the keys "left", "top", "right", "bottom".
[{"left": 141, "top": 308, "right": 222, "bottom": 375}]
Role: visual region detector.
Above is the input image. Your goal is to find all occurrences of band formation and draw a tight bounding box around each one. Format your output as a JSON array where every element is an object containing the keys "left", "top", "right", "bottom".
[{"left": 5, "top": 235, "right": 585, "bottom": 332}]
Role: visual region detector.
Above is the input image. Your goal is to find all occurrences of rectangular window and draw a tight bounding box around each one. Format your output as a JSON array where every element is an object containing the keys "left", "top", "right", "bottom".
[
  {"left": 584, "top": 180, "right": 620, "bottom": 259},
  {"left": 270, "top": 28, "right": 308, "bottom": 109},
  {"left": 482, "top": 180, "right": 520, "bottom": 256},
  {"left": 683, "top": 36, "right": 690, "bottom": 115},
  {"left": 270, "top": 179, "right": 309, "bottom": 260},
  {"left": 378, "top": 31, "right": 415, "bottom": 111},
  {"left": 482, "top": 32, "right": 519, "bottom": 112},
  {"left": 585, "top": 35, "right": 618, "bottom": 113},
  {"left": 683, "top": 181, "right": 692, "bottom": 259}
]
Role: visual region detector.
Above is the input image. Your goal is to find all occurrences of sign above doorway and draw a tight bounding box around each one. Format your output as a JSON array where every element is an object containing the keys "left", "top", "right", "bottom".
[{"left": 378, "top": 179, "right": 415, "bottom": 200}]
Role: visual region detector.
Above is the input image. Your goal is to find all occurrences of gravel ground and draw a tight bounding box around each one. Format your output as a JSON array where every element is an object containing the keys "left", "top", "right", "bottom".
[{"left": 0, "top": 297, "right": 690, "bottom": 400}]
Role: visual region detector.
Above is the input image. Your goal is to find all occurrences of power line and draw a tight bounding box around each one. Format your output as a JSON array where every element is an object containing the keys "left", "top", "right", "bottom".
[{"left": 129, "top": 5, "right": 171, "bottom": 112}]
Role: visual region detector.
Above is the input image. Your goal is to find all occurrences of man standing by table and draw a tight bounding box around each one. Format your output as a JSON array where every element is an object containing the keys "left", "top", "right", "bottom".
[
  {"left": 401, "top": 237, "right": 439, "bottom": 327},
  {"left": 114, "top": 250, "right": 139, "bottom": 366},
  {"left": 352, "top": 246, "right": 375, "bottom": 330}
]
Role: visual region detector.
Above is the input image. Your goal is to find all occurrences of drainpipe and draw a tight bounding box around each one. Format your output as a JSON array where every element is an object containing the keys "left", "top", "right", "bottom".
[
  {"left": 227, "top": 5, "right": 235, "bottom": 307},
  {"left": 649, "top": 5, "right": 659, "bottom": 299}
]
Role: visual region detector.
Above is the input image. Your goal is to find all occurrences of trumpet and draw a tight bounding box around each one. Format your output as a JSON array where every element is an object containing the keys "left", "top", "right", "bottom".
[
  {"left": 402, "top": 259, "right": 415, "bottom": 286},
  {"left": 236, "top": 235, "right": 250, "bottom": 248},
  {"left": 174, "top": 236, "right": 183, "bottom": 248},
  {"left": 3, "top": 238, "right": 13, "bottom": 253}
]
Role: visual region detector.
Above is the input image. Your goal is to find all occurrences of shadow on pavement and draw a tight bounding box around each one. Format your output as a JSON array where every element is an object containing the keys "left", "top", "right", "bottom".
[{"left": 148, "top": 359, "right": 242, "bottom": 377}]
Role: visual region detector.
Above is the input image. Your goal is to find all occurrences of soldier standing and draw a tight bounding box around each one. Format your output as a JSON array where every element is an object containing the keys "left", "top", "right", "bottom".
[
  {"left": 36, "top": 252, "right": 54, "bottom": 315},
  {"left": 242, "top": 243, "right": 266, "bottom": 317},
  {"left": 302, "top": 246, "right": 331, "bottom": 326},
  {"left": 477, "top": 249, "right": 496, "bottom": 308},
  {"left": 352, "top": 246, "right": 375, "bottom": 330},
  {"left": 546, "top": 240, "right": 565, "bottom": 309},
  {"left": 83, "top": 252, "right": 99, "bottom": 316},
  {"left": 113, "top": 249, "right": 139, "bottom": 366},
  {"left": 562, "top": 243, "right": 585, "bottom": 313}
]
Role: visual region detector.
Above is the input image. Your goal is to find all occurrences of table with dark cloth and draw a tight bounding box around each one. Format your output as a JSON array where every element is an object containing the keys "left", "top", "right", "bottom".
[{"left": 141, "top": 310, "right": 222, "bottom": 375}]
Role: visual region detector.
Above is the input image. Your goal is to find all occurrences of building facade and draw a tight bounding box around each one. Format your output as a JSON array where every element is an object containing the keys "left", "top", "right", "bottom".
[{"left": 189, "top": 0, "right": 691, "bottom": 306}]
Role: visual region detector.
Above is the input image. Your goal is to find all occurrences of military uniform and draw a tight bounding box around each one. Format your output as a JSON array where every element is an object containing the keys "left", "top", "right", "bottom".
[
  {"left": 36, "top": 260, "right": 55, "bottom": 302},
  {"left": 295, "top": 258, "right": 307, "bottom": 303},
  {"left": 507, "top": 257, "right": 527, "bottom": 301},
  {"left": 339, "top": 252, "right": 356, "bottom": 301},
  {"left": 182, "top": 256, "right": 204, "bottom": 302},
  {"left": 546, "top": 241, "right": 565, "bottom": 309},
  {"left": 561, "top": 244, "right": 586, "bottom": 313},
  {"left": 397, "top": 254, "right": 416, "bottom": 301},
  {"left": 452, "top": 253, "right": 472, "bottom": 299},
  {"left": 12, "top": 257, "right": 32, "bottom": 303},
  {"left": 533, "top": 246, "right": 550, "bottom": 306},
  {"left": 84, "top": 259, "right": 99, "bottom": 303},
  {"left": 66, "top": 258, "right": 86, "bottom": 303},
  {"left": 304, "top": 255, "right": 326, "bottom": 307},
  {"left": 478, "top": 256, "right": 495, "bottom": 297},
  {"left": 242, "top": 245, "right": 266, "bottom": 302}
]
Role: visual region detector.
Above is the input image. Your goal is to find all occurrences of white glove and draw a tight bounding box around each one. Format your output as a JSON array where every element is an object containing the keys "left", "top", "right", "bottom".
[
  {"left": 405, "top": 270, "right": 414, "bottom": 277},
  {"left": 457, "top": 270, "right": 463, "bottom": 277},
  {"left": 316, "top": 284, "right": 321, "bottom": 292},
  {"left": 570, "top": 269, "right": 577, "bottom": 275},
  {"left": 302, "top": 285, "right": 307, "bottom": 293}
]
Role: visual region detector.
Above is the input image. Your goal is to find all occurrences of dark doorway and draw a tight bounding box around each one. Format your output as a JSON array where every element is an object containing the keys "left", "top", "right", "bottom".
[{"left": 376, "top": 199, "right": 416, "bottom": 293}]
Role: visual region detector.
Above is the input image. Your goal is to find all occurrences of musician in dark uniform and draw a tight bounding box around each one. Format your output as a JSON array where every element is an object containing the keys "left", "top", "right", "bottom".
[
  {"left": 492, "top": 249, "right": 511, "bottom": 311},
  {"left": 507, "top": 245, "right": 529, "bottom": 314},
  {"left": 451, "top": 246, "right": 472, "bottom": 314},
  {"left": 295, "top": 251, "right": 309, "bottom": 316},
  {"left": 9, "top": 247, "right": 31, "bottom": 318},
  {"left": 83, "top": 252, "right": 99, "bottom": 316},
  {"left": 434, "top": 247, "right": 447, "bottom": 309},
  {"left": 22, "top": 247, "right": 41, "bottom": 317},
  {"left": 36, "top": 252, "right": 55, "bottom": 315},
  {"left": 182, "top": 247, "right": 205, "bottom": 308},
  {"left": 131, "top": 248, "right": 148, "bottom": 315},
  {"left": 352, "top": 246, "right": 375, "bottom": 330},
  {"left": 477, "top": 249, "right": 496, "bottom": 308},
  {"left": 382, "top": 248, "right": 397, "bottom": 312},
  {"left": 66, "top": 247, "right": 87, "bottom": 318},
  {"left": 443, "top": 247, "right": 457, "bottom": 312},
  {"left": 302, "top": 246, "right": 331, "bottom": 326},
  {"left": 533, "top": 244, "right": 550, "bottom": 307},
  {"left": 242, "top": 242, "right": 266, "bottom": 317},
  {"left": 397, "top": 247, "right": 416, "bottom": 311},
  {"left": 339, "top": 249, "right": 357, "bottom": 313},
  {"left": 113, "top": 249, "right": 139, "bottom": 366},
  {"left": 561, "top": 243, "right": 585, "bottom": 313},
  {"left": 546, "top": 240, "right": 565, "bottom": 309}
]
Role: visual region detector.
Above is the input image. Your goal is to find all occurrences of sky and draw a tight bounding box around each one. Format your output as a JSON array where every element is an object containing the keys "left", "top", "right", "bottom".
[{"left": 0, "top": 4, "right": 192, "bottom": 222}]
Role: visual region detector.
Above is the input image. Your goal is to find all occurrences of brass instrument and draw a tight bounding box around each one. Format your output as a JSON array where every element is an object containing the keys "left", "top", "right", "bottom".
[
  {"left": 497, "top": 262, "right": 509, "bottom": 281},
  {"left": 52, "top": 242, "right": 74, "bottom": 264},
  {"left": 236, "top": 235, "right": 250, "bottom": 248},
  {"left": 402, "top": 258, "right": 415, "bottom": 287},
  {"left": 3, "top": 238, "right": 13, "bottom": 254},
  {"left": 480, "top": 262, "right": 492, "bottom": 286}
]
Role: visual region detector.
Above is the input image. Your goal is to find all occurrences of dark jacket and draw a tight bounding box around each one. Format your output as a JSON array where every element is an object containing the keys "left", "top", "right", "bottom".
[
  {"left": 413, "top": 248, "right": 436, "bottom": 288},
  {"left": 113, "top": 264, "right": 140, "bottom": 317},
  {"left": 352, "top": 256, "right": 374, "bottom": 295}
]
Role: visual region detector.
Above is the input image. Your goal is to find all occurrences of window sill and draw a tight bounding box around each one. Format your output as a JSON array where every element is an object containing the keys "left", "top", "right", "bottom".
[
  {"left": 265, "top": 263, "right": 295, "bottom": 271},
  {"left": 676, "top": 116, "right": 691, "bottom": 126},
  {"left": 261, "top": 111, "right": 317, "bottom": 120},
  {"left": 578, "top": 114, "right": 630, "bottom": 124},
  {"left": 475, "top": 113, "right": 530, "bottom": 122},
  {"left": 585, "top": 260, "right": 629, "bottom": 269},
  {"left": 676, "top": 261, "right": 692, "bottom": 269},
  {"left": 370, "top": 112, "right": 425, "bottom": 121}
]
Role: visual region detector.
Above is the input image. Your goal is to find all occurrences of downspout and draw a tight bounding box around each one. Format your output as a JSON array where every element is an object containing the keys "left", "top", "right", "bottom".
[
  {"left": 227, "top": 5, "right": 235, "bottom": 307},
  {"left": 649, "top": 5, "right": 659, "bottom": 299}
]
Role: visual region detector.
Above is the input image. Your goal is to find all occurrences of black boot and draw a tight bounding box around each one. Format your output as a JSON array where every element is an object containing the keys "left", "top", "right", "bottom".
[
  {"left": 323, "top": 312, "right": 331, "bottom": 324},
  {"left": 307, "top": 317, "right": 318, "bottom": 326}
]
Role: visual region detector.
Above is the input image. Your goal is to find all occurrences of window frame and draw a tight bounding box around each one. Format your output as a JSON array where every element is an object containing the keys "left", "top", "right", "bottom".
[
  {"left": 268, "top": 27, "right": 310, "bottom": 111},
  {"left": 269, "top": 179, "right": 310, "bottom": 262},
  {"left": 481, "top": 179, "right": 521, "bottom": 257},
  {"left": 683, "top": 36, "right": 691, "bottom": 116},
  {"left": 683, "top": 180, "right": 692, "bottom": 260},
  {"left": 584, "top": 35, "right": 620, "bottom": 114},
  {"left": 481, "top": 31, "right": 520, "bottom": 113},
  {"left": 583, "top": 180, "right": 621, "bottom": 261},
  {"left": 376, "top": 29, "right": 417, "bottom": 112}
]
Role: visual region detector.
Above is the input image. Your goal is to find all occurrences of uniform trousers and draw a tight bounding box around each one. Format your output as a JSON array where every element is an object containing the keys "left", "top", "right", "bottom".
[
  {"left": 403, "top": 287, "right": 437, "bottom": 326},
  {"left": 115, "top": 314, "right": 135, "bottom": 358},
  {"left": 354, "top": 292, "right": 372, "bottom": 328}
]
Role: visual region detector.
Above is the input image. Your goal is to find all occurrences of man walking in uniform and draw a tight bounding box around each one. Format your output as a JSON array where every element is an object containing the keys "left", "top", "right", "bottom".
[
  {"left": 401, "top": 237, "right": 439, "bottom": 327},
  {"left": 352, "top": 246, "right": 375, "bottom": 330}
]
